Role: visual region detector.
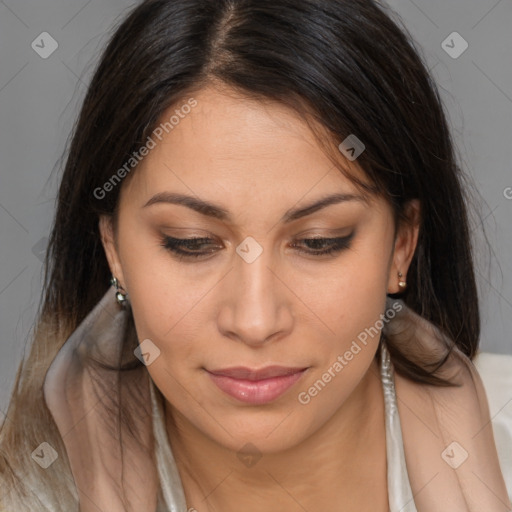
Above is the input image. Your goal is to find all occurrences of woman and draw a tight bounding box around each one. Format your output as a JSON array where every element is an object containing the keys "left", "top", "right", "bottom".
[{"left": 1, "top": 0, "right": 511, "bottom": 510}]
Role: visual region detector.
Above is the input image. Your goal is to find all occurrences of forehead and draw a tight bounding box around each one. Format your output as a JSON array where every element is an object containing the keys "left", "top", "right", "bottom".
[{"left": 120, "top": 85, "right": 369, "bottom": 208}]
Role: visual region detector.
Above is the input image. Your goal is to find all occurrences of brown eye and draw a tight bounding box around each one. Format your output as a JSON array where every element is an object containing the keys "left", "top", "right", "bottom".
[
  {"left": 160, "top": 236, "right": 220, "bottom": 259},
  {"left": 160, "top": 232, "right": 355, "bottom": 261},
  {"left": 290, "top": 233, "right": 355, "bottom": 256}
]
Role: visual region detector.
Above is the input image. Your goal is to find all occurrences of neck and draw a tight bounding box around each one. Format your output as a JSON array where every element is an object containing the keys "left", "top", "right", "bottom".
[{"left": 165, "top": 357, "right": 388, "bottom": 512}]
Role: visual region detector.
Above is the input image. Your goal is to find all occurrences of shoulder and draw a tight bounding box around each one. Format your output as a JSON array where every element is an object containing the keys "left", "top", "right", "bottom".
[{"left": 473, "top": 351, "right": 512, "bottom": 501}]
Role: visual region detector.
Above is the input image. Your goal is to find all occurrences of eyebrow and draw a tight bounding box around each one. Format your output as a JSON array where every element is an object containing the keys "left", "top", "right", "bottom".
[{"left": 142, "top": 191, "right": 366, "bottom": 223}]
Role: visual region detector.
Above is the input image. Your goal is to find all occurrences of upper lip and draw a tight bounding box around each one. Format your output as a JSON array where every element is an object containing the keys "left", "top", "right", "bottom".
[{"left": 206, "top": 365, "right": 308, "bottom": 381}]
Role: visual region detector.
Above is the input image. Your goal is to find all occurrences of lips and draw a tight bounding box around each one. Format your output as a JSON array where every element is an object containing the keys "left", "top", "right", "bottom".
[
  {"left": 207, "top": 365, "right": 307, "bottom": 380},
  {"left": 206, "top": 365, "right": 309, "bottom": 404}
]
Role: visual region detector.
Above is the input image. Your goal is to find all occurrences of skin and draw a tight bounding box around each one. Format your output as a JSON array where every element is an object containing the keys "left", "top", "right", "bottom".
[{"left": 100, "top": 83, "right": 420, "bottom": 512}]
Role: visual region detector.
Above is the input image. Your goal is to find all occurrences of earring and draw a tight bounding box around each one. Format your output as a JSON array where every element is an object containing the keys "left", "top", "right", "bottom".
[
  {"left": 110, "top": 275, "right": 128, "bottom": 305},
  {"left": 398, "top": 271, "right": 407, "bottom": 289}
]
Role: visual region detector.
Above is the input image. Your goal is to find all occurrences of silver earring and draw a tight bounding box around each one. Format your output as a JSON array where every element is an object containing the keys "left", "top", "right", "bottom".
[{"left": 110, "top": 275, "right": 128, "bottom": 305}]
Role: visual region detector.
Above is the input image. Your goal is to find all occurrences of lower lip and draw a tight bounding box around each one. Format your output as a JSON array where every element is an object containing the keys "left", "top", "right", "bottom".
[{"left": 207, "top": 370, "right": 307, "bottom": 405}]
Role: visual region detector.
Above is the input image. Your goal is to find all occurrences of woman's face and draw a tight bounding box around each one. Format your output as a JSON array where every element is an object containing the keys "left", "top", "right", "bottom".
[{"left": 100, "top": 84, "right": 418, "bottom": 454}]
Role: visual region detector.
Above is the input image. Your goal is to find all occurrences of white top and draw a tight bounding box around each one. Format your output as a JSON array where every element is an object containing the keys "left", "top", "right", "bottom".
[{"left": 149, "top": 345, "right": 512, "bottom": 512}]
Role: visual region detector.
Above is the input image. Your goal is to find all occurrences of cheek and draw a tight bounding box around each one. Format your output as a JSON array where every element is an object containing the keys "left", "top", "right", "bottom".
[
  {"left": 295, "top": 240, "right": 391, "bottom": 397},
  {"left": 125, "top": 277, "right": 206, "bottom": 370},
  {"left": 298, "top": 238, "right": 391, "bottom": 345},
  {"left": 294, "top": 281, "right": 388, "bottom": 421},
  {"left": 114, "top": 219, "right": 204, "bottom": 340}
]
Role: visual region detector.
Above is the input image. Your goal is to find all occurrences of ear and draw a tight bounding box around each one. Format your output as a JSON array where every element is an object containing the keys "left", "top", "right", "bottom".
[
  {"left": 99, "top": 214, "right": 126, "bottom": 289},
  {"left": 387, "top": 199, "right": 420, "bottom": 294}
]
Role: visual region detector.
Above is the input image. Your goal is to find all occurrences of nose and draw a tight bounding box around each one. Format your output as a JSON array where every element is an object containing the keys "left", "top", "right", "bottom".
[{"left": 217, "top": 243, "right": 294, "bottom": 348}]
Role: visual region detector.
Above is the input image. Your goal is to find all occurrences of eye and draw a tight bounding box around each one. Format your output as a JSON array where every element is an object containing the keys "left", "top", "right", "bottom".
[
  {"left": 290, "top": 233, "right": 355, "bottom": 256},
  {"left": 160, "top": 236, "right": 220, "bottom": 260},
  {"left": 160, "top": 232, "right": 355, "bottom": 261}
]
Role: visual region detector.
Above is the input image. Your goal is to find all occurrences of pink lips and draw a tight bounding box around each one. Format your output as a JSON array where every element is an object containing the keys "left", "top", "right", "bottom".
[{"left": 206, "top": 365, "right": 308, "bottom": 404}]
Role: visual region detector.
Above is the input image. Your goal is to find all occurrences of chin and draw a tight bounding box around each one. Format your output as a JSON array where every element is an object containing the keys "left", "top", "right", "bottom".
[{"left": 204, "top": 404, "right": 316, "bottom": 452}]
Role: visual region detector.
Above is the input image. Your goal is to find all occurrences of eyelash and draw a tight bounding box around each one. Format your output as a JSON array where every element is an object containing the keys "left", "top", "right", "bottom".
[{"left": 160, "top": 233, "right": 354, "bottom": 260}]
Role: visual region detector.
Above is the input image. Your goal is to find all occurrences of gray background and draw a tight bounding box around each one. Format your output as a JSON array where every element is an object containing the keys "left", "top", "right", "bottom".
[{"left": 0, "top": 0, "right": 511, "bottom": 414}]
